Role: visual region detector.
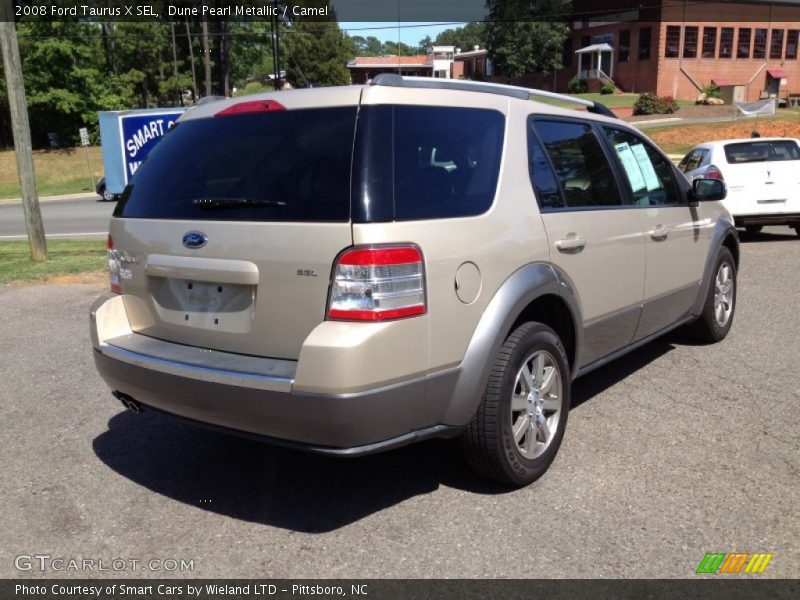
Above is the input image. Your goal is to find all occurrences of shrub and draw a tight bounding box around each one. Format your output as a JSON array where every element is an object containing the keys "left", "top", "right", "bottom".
[
  {"left": 633, "top": 93, "right": 679, "bottom": 115},
  {"left": 600, "top": 83, "right": 615, "bottom": 95},
  {"left": 568, "top": 78, "right": 589, "bottom": 94},
  {"left": 701, "top": 83, "right": 721, "bottom": 99},
  {"left": 233, "top": 81, "right": 270, "bottom": 97}
]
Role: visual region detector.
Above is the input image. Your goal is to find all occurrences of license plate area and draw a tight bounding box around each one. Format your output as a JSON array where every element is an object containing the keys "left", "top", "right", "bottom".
[{"left": 148, "top": 277, "right": 255, "bottom": 333}]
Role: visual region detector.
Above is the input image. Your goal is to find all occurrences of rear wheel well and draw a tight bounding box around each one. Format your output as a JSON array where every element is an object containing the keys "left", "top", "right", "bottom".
[{"left": 511, "top": 294, "right": 577, "bottom": 372}]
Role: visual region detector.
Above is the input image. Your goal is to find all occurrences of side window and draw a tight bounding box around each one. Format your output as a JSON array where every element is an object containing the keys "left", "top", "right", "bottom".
[
  {"left": 602, "top": 127, "right": 681, "bottom": 207},
  {"left": 393, "top": 106, "right": 504, "bottom": 220},
  {"left": 531, "top": 120, "right": 623, "bottom": 209},
  {"left": 678, "top": 148, "right": 706, "bottom": 172},
  {"left": 527, "top": 125, "right": 565, "bottom": 210}
]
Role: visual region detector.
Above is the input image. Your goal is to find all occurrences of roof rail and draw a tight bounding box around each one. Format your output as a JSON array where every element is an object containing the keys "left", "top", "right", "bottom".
[{"left": 370, "top": 74, "right": 617, "bottom": 119}]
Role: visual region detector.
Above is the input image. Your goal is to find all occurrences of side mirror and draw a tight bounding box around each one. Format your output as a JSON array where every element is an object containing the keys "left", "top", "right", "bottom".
[{"left": 692, "top": 178, "right": 726, "bottom": 202}]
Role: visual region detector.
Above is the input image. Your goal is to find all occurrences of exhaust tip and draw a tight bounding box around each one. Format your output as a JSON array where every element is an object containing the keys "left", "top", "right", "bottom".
[{"left": 112, "top": 390, "right": 144, "bottom": 414}]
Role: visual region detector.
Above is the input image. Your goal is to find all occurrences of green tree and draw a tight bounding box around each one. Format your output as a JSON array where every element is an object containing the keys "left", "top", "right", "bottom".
[
  {"left": 434, "top": 22, "right": 486, "bottom": 51},
  {"left": 229, "top": 22, "right": 275, "bottom": 89},
  {"left": 418, "top": 35, "right": 433, "bottom": 53},
  {"left": 485, "top": 0, "right": 569, "bottom": 82},
  {"left": 383, "top": 41, "right": 417, "bottom": 56},
  {"left": 363, "top": 36, "right": 383, "bottom": 55},
  {"left": 282, "top": 7, "right": 351, "bottom": 87},
  {"left": 17, "top": 22, "right": 126, "bottom": 145}
]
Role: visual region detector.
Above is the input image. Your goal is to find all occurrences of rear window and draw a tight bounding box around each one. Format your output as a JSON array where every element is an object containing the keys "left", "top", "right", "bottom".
[
  {"left": 723, "top": 140, "right": 800, "bottom": 164},
  {"left": 115, "top": 107, "right": 357, "bottom": 221},
  {"left": 352, "top": 105, "right": 505, "bottom": 222}
]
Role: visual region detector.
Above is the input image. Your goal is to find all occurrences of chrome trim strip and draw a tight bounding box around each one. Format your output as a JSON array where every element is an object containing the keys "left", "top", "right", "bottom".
[{"left": 100, "top": 343, "right": 294, "bottom": 393}]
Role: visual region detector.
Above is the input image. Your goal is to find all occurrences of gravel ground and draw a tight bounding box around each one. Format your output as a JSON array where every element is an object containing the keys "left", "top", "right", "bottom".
[{"left": 0, "top": 227, "right": 798, "bottom": 579}]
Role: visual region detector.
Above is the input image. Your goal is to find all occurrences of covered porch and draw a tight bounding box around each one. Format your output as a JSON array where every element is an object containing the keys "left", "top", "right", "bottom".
[{"left": 575, "top": 43, "right": 615, "bottom": 83}]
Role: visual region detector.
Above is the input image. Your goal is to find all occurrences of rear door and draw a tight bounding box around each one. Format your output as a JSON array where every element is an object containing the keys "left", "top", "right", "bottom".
[
  {"left": 110, "top": 101, "right": 358, "bottom": 360},
  {"left": 529, "top": 118, "right": 645, "bottom": 368}
]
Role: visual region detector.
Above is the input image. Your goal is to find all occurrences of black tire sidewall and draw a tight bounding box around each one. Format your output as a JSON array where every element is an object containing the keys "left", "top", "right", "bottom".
[
  {"left": 497, "top": 325, "right": 570, "bottom": 485},
  {"left": 705, "top": 247, "right": 736, "bottom": 340}
]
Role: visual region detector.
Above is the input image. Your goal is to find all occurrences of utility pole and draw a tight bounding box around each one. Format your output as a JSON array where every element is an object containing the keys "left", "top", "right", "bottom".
[
  {"left": 0, "top": 0, "right": 47, "bottom": 261},
  {"left": 201, "top": 18, "right": 212, "bottom": 96},
  {"left": 274, "top": 4, "right": 282, "bottom": 90},
  {"left": 170, "top": 21, "right": 183, "bottom": 106},
  {"left": 270, "top": 14, "right": 279, "bottom": 90},
  {"left": 184, "top": 20, "right": 198, "bottom": 102}
]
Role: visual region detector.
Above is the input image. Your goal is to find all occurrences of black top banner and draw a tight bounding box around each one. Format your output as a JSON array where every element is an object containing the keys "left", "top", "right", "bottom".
[{"left": 4, "top": 0, "right": 800, "bottom": 23}]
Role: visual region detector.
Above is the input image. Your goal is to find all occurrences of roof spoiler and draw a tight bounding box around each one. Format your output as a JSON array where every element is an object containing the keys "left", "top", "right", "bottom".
[{"left": 370, "top": 74, "right": 617, "bottom": 119}]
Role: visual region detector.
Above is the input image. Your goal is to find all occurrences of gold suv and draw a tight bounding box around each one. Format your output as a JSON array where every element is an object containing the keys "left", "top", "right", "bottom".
[{"left": 91, "top": 75, "right": 739, "bottom": 485}]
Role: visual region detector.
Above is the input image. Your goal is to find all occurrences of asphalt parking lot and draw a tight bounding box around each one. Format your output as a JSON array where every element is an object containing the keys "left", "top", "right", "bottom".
[{"left": 1, "top": 227, "right": 798, "bottom": 579}]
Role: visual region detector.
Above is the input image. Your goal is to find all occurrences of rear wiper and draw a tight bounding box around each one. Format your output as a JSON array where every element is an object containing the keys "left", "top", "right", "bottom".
[{"left": 193, "top": 197, "right": 287, "bottom": 210}]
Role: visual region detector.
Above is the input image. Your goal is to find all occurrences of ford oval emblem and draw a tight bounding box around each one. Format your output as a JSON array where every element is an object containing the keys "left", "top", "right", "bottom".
[{"left": 182, "top": 231, "right": 207, "bottom": 249}]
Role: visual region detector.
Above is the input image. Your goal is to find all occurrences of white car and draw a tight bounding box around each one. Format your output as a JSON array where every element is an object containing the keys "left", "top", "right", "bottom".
[{"left": 678, "top": 137, "right": 800, "bottom": 236}]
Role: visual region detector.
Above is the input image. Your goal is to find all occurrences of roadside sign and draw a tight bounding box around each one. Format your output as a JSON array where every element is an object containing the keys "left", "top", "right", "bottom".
[
  {"left": 98, "top": 108, "right": 187, "bottom": 196},
  {"left": 79, "top": 127, "right": 90, "bottom": 147},
  {"left": 119, "top": 112, "right": 183, "bottom": 183}
]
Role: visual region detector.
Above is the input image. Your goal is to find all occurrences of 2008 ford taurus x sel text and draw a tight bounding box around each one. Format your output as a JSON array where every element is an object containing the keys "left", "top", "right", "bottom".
[{"left": 91, "top": 75, "right": 739, "bottom": 486}]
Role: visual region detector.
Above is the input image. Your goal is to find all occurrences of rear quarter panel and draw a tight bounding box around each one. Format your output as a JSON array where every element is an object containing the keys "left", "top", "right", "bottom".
[{"left": 353, "top": 92, "right": 550, "bottom": 375}]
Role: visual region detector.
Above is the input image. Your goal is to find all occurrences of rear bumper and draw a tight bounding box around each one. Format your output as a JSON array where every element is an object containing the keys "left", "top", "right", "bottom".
[
  {"left": 734, "top": 213, "right": 800, "bottom": 227},
  {"left": 91, "top": 293, "right": 459, "bottom": 454},
  {"left": 93, "top": 349, "right": 460, "bottom": 454}
]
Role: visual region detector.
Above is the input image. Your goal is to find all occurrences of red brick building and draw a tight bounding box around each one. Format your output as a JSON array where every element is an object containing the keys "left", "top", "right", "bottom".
[
  {"left": 520, "top": 0, "right": 800, "bottom": 101},
  {"left": 347, "top": 55, "right": 432, "bottom": 84},
  {"left": 347, "top": 46, "right": 492, "bottom": 84}
]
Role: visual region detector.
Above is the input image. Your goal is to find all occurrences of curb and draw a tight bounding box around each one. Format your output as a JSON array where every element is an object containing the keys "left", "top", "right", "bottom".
[{"left": 0, "top": 192, "right": 98, "bottom": 205}]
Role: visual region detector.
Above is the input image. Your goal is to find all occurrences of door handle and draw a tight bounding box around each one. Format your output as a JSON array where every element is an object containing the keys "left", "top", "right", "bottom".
[
  {"left": 649, "top": 226, "right": 669, "bottom": 242},
  {"left": 555, "top": 236, "right": 586, "bottom": 253}
]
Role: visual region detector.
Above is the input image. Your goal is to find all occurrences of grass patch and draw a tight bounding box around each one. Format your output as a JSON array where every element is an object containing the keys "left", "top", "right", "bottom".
[
  {"left": 0, "top": 147, "right": 102, "bottom": 199},
  {"left": 572, "top": 92, "right": 640, "bottom": 108},
  {"left": 647, "top": 113, "right": 800, "bottom": 155},
  {"left": 0, "top": 238, "right": 106, "bottom": 284}
]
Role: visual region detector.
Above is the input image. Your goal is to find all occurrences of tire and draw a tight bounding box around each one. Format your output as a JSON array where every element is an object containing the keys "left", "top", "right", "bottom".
[
  {"left": 462, "top": 322, "right": 570, "bottom": 486},
  {"left": 745, "top": 225, "right": 762, "bottom": 234},
  {"left": 794, "top": 225, "right": 800, "bottom": 239},
  {"left": 102, "top": 188, "right": 115, "bottom": 202},
  {"left": 686, "top": 247, "right": 736, "bottom": 343}
]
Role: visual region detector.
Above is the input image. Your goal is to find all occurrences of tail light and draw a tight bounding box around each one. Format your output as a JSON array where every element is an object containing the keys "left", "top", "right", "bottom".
[
  {"left": 107, "top": 234, "right": 122, "bottom": 294},
  {"left": 327, "top": 245, "right": 426, "bottom": 321},
  {"left": 706, "top": 165, "right": 724, "bottom": 180}
]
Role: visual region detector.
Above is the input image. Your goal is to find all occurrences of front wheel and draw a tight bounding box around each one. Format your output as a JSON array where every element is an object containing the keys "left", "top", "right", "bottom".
[
  {"left": 745, "top": 225, "right": 762, "bottom": 234},
  {"left": 686, "top": 247, "right": 737, "bottom": 343},
  {"left": 462, "top": 322, "right": 570, "bottom": 486},
  {"left": 794, "top": 225, "right": 800, "bottom": 239}
]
